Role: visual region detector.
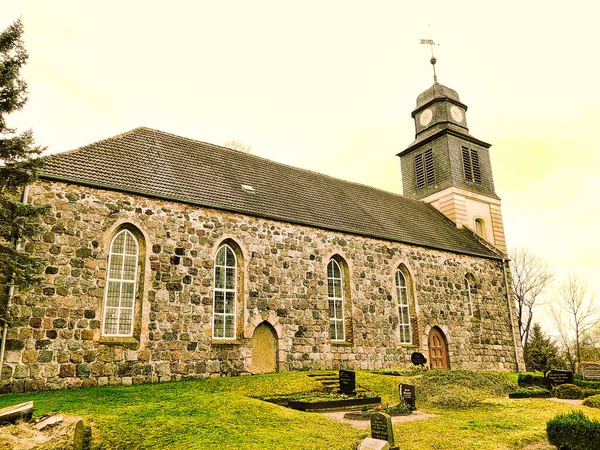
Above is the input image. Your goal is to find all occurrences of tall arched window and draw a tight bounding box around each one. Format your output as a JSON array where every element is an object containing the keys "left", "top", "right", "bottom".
[
  {"left": 327, "top": 259, "right": 345, "bottom": 341},
  {"left": 213, "top": 244, "right": 237, "bottom": 339},
  {"left": 474, "top": 218, "right": 486, "bottom": 239},
  {"left": 465, "top": 276, "right": 474, "bottom": 317},
  {"left": 103, "top": 229, "right": 139, "bottom": 336},
  {"left": 396, "top": 269, "right": 412, "bottom": 344}
]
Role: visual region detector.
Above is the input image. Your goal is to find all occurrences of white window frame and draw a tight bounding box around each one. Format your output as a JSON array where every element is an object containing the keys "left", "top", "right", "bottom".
[
  {"left": 102, "top": 229, "right": 139, "bottom": 337},
  {"left": 396, "top": 269, "right": 412, "bottom": 344},
  {"left": 327, "top": 259, "right": 345, "bottom": 342},
  {"left": 213, "top": 244, "right": 237, "bottom": 340},
  {"left": 465, "top": 277, "right": 474, "bottom": 317}
]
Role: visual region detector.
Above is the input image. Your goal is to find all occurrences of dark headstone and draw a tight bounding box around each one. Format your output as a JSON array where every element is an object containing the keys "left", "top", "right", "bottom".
[
  {"left": 411, "top": 352, "right": 427, "bottom": 366},
  {"left": 370, "top": 412, "right": 396, "bottom": 449},
  {"left": 546, "top": 369, "right": 573, "bottom": 386},
  {"left": 399, "top": 383, "right": 416, "bottom": 410},
  {"left": 339, "top": 369, "right": 356, "bottom": 394}
]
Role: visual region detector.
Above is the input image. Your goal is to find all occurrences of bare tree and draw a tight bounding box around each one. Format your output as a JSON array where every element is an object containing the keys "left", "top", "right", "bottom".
[
  {"left": 510, "top": 247, "right": 554, "bottom": 356},
  {"left": 549, "top": 273, "right": 599, "bottom": 370},
  {"left": 223, "top": 140, "right": 252, "bottom": 154}
]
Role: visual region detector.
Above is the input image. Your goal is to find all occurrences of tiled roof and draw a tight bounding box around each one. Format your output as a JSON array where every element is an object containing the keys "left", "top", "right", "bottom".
[{"left": 40, "top": 127, "right": 502, "bottom": 259}]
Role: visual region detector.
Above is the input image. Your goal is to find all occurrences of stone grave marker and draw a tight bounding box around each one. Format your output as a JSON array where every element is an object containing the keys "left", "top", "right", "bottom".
[
  {"left": 546, "top": 369, "right": 573, "bottom": 386},
  {"left": 370, "top": 412, "right": 398, "bottom": 450},
  {"left": 411, "top": 351, "right": 427, "bottom": 366},
  {"left": 580, "top": 362, "right": 600, "bottom": 381},
  {"left": 399, "top": 383, "right": 416, "bottom": 410},
  {"left": 73, "top": 420, "right": 85, "bottom": 450},
  {"left": 358, "top": 437, "right": 390, "bottom": 450},
  {"left": 339, "top": 369, "right": 356, "bottom": 394}
]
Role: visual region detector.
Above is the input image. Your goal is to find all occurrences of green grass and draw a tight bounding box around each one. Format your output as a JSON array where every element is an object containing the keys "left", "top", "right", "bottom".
[{"left": 2, "top": 370, "right": 600, "bottom": 449}]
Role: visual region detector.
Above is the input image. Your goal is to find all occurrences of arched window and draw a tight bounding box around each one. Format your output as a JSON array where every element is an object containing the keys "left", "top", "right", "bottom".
[
  {"left": 396, "top": 269, "right": 412, "bottom": 344},
  {"left": 213, "top": 244, "right": 237, "bottom": 339},
  {"left": 465, "top": 276, "right": 474, "bottom": 317},
  {"left": 103, "top": 229, "right": 139, "bottom": 336},
  {"left": 327, "top": 259, "right": 345, "bottom": 341},
  {"left": 474, "top": 218, "right": 486, "bottom": 239}
]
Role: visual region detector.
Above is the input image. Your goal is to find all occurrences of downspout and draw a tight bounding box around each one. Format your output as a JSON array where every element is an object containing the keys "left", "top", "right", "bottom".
[
  {"left": 0, "top": 184, "right": 30, "bottom": 380},
  {"left": 502, "top": 257, "right": 523, "bottom": 371}
]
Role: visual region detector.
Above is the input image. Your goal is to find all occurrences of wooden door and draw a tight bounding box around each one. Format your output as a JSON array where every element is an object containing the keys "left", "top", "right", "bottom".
[
  {"left": 251, "top": 322, "right": 278, "bottom": 374},
  {"left": 428, "top": 328, "right": 449, "bottom": 369}
]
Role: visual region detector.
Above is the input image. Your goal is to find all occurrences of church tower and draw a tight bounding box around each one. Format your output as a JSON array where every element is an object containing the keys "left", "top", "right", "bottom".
[{"left": 398, "top": 61, "right": 507, "bottom": 254}]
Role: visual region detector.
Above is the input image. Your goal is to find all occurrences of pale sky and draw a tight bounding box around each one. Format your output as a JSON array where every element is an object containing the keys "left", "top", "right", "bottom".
[{"left": 2, "top": 1, "right": 599, "bottom": 329}]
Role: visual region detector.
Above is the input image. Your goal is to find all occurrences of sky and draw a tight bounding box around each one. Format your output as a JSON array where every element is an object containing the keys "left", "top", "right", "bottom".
[{"left": 1, "top": 1, "right": 599, "bottom": 330}]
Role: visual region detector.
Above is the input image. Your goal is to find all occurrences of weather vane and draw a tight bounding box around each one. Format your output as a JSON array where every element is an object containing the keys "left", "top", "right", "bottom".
[{"left": 420, "top": 24, "right": 439, "bottom": 83}]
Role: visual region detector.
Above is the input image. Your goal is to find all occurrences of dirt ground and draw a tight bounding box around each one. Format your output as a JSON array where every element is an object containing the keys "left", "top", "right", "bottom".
[{"left": 0, "top": 415, "right": 86, "bottom": 450}]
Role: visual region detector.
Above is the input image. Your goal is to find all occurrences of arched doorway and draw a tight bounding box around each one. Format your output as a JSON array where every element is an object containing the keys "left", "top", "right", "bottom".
[
  {"left": 251, "top": 322, "right": 278, "bottom": 374},
  {"left": 428, "top": 327, "right": 449, "bottom": 369}
]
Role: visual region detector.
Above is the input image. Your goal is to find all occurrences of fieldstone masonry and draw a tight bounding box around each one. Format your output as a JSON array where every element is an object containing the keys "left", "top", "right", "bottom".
[{"left": 0, "top": 180, "right": 523, "bottom": 392}]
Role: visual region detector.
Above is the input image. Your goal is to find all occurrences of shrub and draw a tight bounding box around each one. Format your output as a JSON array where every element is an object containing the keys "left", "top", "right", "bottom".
[
  {"left": 583, "top": 388, "right": 600, "bottom": 398},
  {"left": 583, "top": 394, "right": 600, "bottom": 409},
  {"left": 554, "top": 383, "right": 584, "bottom": 400},
  {"left": 509, "top": 386, "right": 552, "bottom": 399},
  {"left": 547, "top": 410, "right": 600, "bottom": 450},
  {"left": 518, "top": 372, "right": 548, "bottom": 389},
  {"left": 574, "top": 379, "right": 600, "bottom": 390}
]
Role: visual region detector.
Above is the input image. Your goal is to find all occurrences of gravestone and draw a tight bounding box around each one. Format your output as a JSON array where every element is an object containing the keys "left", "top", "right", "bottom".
[
  {"left": 73, "top": 420, "right": 85, "bottom": 450},
  {"left": 580, "top": 362, "right": 600, "bottom": 381},
  {"left": 370, "top": 412, "right": 398, "bottom": 450},
  {"left": 399, "top": 383, "right": 416, "bottom": 410},
  {"left": 411, "top": 351, "right": 427, "bottom": 366},
  {"left": 546, "top": 369, "right": 573, "bottom": 386},
  {"left": 358, "top": 437, "right": 390, "bottom": 450},
  {"left": 339, "top": 369, "right": 356, "bottom": 394}
]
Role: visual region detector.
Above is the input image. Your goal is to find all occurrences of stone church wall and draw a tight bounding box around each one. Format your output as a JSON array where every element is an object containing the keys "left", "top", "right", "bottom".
[{"left": 0, "top": 180, "right": 523, "bottom": 392}]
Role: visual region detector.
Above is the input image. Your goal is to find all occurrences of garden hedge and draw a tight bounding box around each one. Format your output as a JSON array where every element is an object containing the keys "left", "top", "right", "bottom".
[
  {"left": 508, "top": 387, "right": 552, "bottom": 399},
  {"left": 554, "top": 384, "right": 584, "bottom": 400},
  {"left": 583, "top": 394, "right": 600, "bottom": 409},
  {"left": 547, "top": 410, "right": 600, "bottom": 450},
  {"left": 518, "top": 372, "right": 548, "bottom": 389}
]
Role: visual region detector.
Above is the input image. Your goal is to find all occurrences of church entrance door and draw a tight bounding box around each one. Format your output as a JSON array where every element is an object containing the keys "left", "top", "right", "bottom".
[
  {"left": 251, "top": 322, "right": 278, "bottom": 374},
  {"left": 428, "top": 327, "right": 449, "bottom": 369}
]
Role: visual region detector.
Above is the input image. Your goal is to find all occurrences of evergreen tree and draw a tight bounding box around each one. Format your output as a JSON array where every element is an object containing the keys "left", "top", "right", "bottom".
[
  {"left": 0, "top": 19, "right": 48, "bottom": 318},
  {"left": 526, "top": 323, "right": 564, "bottom": 372}
]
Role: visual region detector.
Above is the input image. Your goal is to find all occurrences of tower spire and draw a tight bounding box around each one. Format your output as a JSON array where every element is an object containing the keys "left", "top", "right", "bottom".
[{"left": 420, "top": 24, "right": 439, "bottom": 83}]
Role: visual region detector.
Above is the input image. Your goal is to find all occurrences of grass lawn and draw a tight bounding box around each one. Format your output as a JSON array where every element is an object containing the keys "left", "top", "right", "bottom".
[{"left": 0, "top": 370, "right": 599, "bottom": 449}]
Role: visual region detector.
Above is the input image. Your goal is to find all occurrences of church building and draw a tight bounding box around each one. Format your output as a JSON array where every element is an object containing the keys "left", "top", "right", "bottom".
[{"left": 0, "top": 78, "right": 524, "bottom": 392}]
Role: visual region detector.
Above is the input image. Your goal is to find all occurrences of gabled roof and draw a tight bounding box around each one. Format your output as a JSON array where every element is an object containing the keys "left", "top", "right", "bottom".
[{"left": 39, "top": 127, "right": 502, "bottom": 259}]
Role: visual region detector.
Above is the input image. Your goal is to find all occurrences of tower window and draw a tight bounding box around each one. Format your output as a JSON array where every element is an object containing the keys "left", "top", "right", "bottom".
[
  {"left": 465, "top": 276, "right": 474, "bottom": 317},
  {"left": 415, "top": 149, "right": 435, "bottom": 189},
  {"left": 462, "top": 147, "right": 481, "bottom": 183},
  {"left": 474, "top": 218, "right": 486, "bottom": 239}
]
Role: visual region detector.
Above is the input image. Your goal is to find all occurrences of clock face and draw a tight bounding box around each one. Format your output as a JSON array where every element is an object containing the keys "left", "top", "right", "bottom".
[
  {"left": 419, "top": 109, "right": 433, "bottom": 127},
  {"left": 450, "top": 106, "right": 463, "bottom": 123}
]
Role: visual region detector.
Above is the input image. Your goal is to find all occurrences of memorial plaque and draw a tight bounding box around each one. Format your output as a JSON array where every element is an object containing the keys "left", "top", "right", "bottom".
[
  {"left": 411, "top": 352, "right": 427, "bottom": 366},
  {"left": 546, "top": 369, "right": 573, "bottom": 386},
  {"left": 339, "top": 369, "right": 356, "bottom": 394},
  {"left": 399, "top": 383, "right": 416, "bottom": 410},
  {"left": 580, "top": 363, "right": 600, "bottom": 381},
  {"left": 370, "top": 412, "right": 396, "bottom": 449}
]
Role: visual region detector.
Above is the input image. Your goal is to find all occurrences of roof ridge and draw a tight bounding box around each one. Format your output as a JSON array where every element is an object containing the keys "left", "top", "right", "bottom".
[
  {"left": 135, "top": 127, "right": 427, "bottom": 207},
  {"left": 42, "top": 127, "right": 148, "bottom": 160}
]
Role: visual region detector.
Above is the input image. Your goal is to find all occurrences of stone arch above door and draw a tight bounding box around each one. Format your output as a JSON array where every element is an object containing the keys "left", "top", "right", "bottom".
[
  {"left": 251, "top": 321, "right": 279, "bottom": 374},
  {"left": 428, "top": 326, "right": 450, "bottom": 370}
]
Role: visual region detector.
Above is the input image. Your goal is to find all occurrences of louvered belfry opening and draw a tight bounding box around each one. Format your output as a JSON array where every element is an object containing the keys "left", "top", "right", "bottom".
[
  {"left": 415, "top": 148, "right": 435, "bottom": 190},
  {"left": 462, "top": 147, "right": 481, "bottom": 184}
]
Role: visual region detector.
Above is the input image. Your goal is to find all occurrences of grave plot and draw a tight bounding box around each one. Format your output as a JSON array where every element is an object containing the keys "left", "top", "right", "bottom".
[{"left": 259, "top": 370, "right": 381, "bottom": 412}]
